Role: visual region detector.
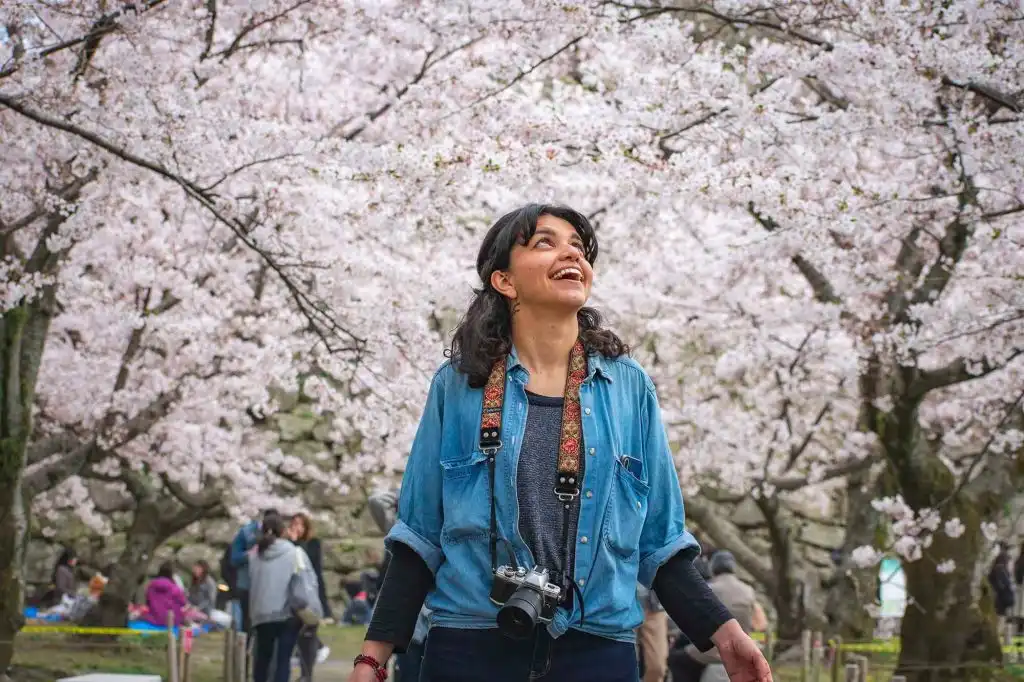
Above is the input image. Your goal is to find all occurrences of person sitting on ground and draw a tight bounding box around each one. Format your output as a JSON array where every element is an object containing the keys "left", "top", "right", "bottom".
[
  {"left": 43, "top": 547, "right": 78, "bottom": 608},
  {"left": 189, "top": 559, "right": 233, "bottom": 628},
  {"left": 678, "top": 551, "right": 768, "bottom": 682},
  {"left": 144, "top": 561, "right": 189, "bottom": 628}
]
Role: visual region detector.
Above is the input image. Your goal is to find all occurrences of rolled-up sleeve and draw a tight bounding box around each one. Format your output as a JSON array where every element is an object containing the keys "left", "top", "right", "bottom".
[
  {"left": 637, "top": 380, "right": 699, "bottom": 587},
  {"left": 385, "top": 368, "right": 447, "bottom": 574}
]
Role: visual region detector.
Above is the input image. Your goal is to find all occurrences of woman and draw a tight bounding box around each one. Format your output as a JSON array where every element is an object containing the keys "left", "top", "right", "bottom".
[
  {"left": 249, "top": 510, "right": 305, "bottom": 682},
  {"left": 189, "top": 560, "right": 233, "bottom": 628},
  {"left": 144, "top": 562, "right": 188, "bottom": 628},
  {"left": 289, "top": 512, "right": 333, "bottom": 681},
  {"left": 989, "top": 545, "right": 1015, "bottom": 634},
  {"left": 350, "top": 205, "right": 771, "bottom": 682},
  {"left": 48, "top": 547, "right": 78, "bottom": 607}
]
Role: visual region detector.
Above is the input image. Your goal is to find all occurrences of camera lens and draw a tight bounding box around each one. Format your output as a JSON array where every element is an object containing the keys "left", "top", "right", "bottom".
[{"left": 496, "top": 587, "right": 544, "bottom": 640}]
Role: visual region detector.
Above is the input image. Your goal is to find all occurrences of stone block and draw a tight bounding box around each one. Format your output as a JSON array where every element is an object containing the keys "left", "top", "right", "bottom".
[
  {"left": 798, "top": 521, "right": 845, "bottom": 549},
  {"left": 175, "top": 542, "right": 222, "bottom": 570},
  {"left": 275, "top": 412, "right": 318, "bottom": 442},
  {"left": 322, "top": 537, "right": 385, "bottom": 574}
]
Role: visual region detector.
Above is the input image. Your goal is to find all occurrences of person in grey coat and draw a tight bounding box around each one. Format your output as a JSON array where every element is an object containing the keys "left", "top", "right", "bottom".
[
  {"left": 368, "top": 487, "right": 431, "bottom": 682},
  {"left": 248, "top": 511, "right": 309, "bottom": 682}
]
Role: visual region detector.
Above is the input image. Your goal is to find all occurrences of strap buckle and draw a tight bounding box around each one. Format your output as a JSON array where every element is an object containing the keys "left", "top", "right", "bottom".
[
  {"left": 481, "top": 443, "right": 501, "bottom": 456},
  {"left": 555, "top": 489, "right": 580, "bottom": 503}
]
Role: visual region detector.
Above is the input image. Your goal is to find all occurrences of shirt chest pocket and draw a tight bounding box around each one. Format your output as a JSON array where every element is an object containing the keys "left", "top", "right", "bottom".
[
  {"left": 440, "top": 451, "right": 491, "bottom": 543},
  {"left": 602, "top": 456, "right": 650, "bottom": 560}
]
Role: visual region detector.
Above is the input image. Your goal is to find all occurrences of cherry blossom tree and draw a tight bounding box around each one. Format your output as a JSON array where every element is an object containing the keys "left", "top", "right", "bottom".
[{"left": 2, "top": 1, "right": 1022, "bottom": 678}]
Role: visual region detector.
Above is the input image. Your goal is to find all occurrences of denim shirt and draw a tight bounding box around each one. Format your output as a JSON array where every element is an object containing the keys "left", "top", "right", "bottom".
[{"left": 386, "top": 348, "right": 698, "bottom": 643}]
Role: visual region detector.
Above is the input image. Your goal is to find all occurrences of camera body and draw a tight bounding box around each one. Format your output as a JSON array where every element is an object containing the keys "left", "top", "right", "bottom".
[{"left": 490, "top": 565, "right": 563, "bottom": 639}]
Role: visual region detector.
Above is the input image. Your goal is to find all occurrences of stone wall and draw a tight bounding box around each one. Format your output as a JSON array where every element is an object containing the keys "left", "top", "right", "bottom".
[{"left": 25, "top": 388, "right": 393, "bottom": 614}]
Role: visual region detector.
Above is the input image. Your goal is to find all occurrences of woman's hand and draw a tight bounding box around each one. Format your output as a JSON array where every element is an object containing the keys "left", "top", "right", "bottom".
[
  {"left": 346, "top": 641, "right": 394, "bottom": 682},
  {"left": 712, "top": 620, "right": 773, "bottom": 682},
  {"left": 347, "top": 664, "right": 380, "bottom": 682}
]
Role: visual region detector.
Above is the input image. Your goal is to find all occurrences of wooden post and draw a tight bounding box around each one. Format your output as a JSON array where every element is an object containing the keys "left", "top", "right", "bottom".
[
  {"left": 800, "top": 629, "right": 812, "bottom": 682},
  {"left": 856, "top": 655, "right": 869, "bottom": 682},
  {"left": 810, "top": 631, "right": 823, "bottom": 682},
  {"left": 764, "top": 630, "right": 775, "bottom": 663},
  {"left": 830, "top": 636, "right": 843, "bottom": 682},
  {"left": 181, "top": 628, "right": 194, "bottom": 682},
  {"left": 843, "top": 663, "right": 859, "bottom": 682},
  {"left": 166, "top": 612, "right": 179, "bottom": 682},
  {"left": 234, "top": 631, "right": 248, "bottom": 682},
  {"left": 223, "top": 626, "right": 236, "bottom": 682}
]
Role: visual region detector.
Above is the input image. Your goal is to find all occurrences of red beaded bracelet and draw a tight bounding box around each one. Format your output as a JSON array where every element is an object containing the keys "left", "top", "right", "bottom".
[{"left": 353, "top": 654, "right": 388, "bottom": 682}]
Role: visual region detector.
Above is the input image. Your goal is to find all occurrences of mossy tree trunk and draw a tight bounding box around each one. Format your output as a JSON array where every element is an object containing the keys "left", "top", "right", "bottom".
[
  {"left": 0, "top": 170, "right": 96, "bottom": 679},
  {"left": 864, "top": 358, "right": 1022, "bottom": 682},
  {"left": 81, "top": 470, "right": 225, "bottom": 628}
]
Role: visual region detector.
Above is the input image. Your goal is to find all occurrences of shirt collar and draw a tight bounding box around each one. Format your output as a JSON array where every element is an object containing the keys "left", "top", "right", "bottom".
[{"left": 506, "top": 345, "right": 613, "bottom": 383}]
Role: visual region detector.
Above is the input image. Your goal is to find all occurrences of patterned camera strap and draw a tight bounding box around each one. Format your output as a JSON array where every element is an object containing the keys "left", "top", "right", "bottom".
[{"left": 479, "top": 339, "right": 588, "bottom": 576}]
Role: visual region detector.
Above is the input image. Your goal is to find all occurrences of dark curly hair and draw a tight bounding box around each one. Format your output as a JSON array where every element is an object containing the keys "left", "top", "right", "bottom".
[{"left": 448, "top": 203, "right": 628, "bottom": 387}]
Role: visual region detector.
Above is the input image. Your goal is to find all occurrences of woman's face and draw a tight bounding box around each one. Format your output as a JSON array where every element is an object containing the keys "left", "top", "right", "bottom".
[
  {"left": 192, "top": 564, "right": 204, "bottom": 579},
  {"left": 289, "top": 516, "right": 307, "bottom": 541},
  {"left": 492, "top": 215, "right": 593, "bottom": 313}
]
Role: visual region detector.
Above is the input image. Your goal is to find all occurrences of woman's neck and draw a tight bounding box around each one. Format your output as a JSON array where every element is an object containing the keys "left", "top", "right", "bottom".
[{"left": 511, "top": 309, "right": 579, "bottom": 393}]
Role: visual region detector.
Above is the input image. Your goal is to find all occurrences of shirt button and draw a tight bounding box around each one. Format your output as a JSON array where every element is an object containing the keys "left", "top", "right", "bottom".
[
  {"left": 580, "top": 536, "right": 588, "bottom": 544},
  {"left": 588, "top": 447, "right": 595, "bottom": 456},
  {"left": 584, "top": 407, "right": 591, "bottom": 415},
  {"left": 585, "top": 490, "right": 593, "bottom": 499},
  {"left": 637, "top": 501, "right": 642, "bottom": 509},
  {"left": 578, "top": 578, "right": 586, "bottom": 586}
]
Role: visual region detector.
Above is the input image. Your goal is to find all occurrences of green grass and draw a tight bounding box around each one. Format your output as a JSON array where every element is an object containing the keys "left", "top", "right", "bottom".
[{"left": 10, "top": 626, "right": 368, "bottom": 682}]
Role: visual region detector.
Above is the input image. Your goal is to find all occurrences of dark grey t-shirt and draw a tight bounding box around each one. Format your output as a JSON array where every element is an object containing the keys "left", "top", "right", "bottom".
[{"left": 516, "top": 391, "right": 583, "bottom": 590}]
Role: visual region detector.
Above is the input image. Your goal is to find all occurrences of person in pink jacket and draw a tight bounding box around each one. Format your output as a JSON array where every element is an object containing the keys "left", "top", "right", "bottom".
[{"left": 144, "top": 561, "right": 188, "bottom": 627}]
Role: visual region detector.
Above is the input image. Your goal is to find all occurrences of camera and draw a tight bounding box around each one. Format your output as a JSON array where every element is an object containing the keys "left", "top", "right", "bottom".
[{"left": 489, "top": 565, "right": 563, "bottom": 640}]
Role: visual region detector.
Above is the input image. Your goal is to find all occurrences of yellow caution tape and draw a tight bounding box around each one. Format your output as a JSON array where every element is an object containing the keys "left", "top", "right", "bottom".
[{"left": 23, "top": 625, "right": 165, "bottom": 636}]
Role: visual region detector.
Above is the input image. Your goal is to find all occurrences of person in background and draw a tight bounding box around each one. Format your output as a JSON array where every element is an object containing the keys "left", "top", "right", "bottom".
[
  {"left": 636, "top": 583, "right": 668, "bottom": 682},
  {"left": 676, "top": 552, "right": 767, "bottom": 682},
  {"left": 230, "top": 508, "right": 278, "bottom": 633},
  {"left": 989, "top": 544, "right": 1015, "bottom": 635},
  {"left": 249, "top": 510, "right": 306, "bottom": 682},
  {"left": 1014, "top": 542, "right": 1024, "bottom": 636},
  {"left": 48, "top": 547, "right": 78, "bottom": 607},
  {"left": 144, "top": 561, "right": 189, "bottom": 628},
  {"left": 368, "top": 487, "right": 431, "bottom": 682},
  {"left": 288, "top": 512, "right": 333, "bottom": 680},
  {"left": 189, "top": 560, "right": 233, "bottom": 628}
]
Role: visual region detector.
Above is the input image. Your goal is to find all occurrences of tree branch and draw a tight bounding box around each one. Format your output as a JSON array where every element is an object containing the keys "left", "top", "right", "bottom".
[
  {"left": 0, "top": 92, "right": 364, "bottom": 355},
  {"left": 910, "top": 348, "right": 1023, "bottom": 398},
  {"left": 748, "top": 202, "right": 842, "bottom": 305},
  {"left": 161, "top": 474, "right": 222, "bottom": 510},
  {"left": 23, "top": 440, "right": 102, "bottom": 499},
  {"left": 0, "top": 0, "right": 167, "bottom": 79},
  {"left": 683, "top": 495, "right": 776, "bottom": 589}
]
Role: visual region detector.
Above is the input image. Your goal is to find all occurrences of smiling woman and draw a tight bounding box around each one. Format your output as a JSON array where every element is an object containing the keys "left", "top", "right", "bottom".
[{"left": 349, "top": 204, "right": 773, "bottom": 682}]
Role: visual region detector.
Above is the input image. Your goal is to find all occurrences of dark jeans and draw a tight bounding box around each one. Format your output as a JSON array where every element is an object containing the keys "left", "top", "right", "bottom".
[
  {"left": 395, "top": 640, "right": 425, "bottom": 682},
  {"left": 253, "top": 620, "right": 300, "bottom": 682},
  {"left": 296, "top": 624, "right": 319, "bottom": 680},
  {"left": 421, "top": 627, "right": 639, "bottom": 682},
  {"left": 237, "top": 590, "right": 251, "bottom": 632}
]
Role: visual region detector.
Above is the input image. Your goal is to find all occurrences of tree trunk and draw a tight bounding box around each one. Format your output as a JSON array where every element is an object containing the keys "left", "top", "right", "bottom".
[
  {"left": 0, "top": 304, "right": 50, "bottom": 680},
  {"left": 823, "top": 469, "right": 879, "bottom": 641},
  {"left": 898, "top": 509, "right": 1003, "bottom": 682},
  {"left": 84, "top": 499, "right": 166, "bottom": 628},
  {"left": 875, "top": 385, "right": 1006, "bottom": 682}
]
